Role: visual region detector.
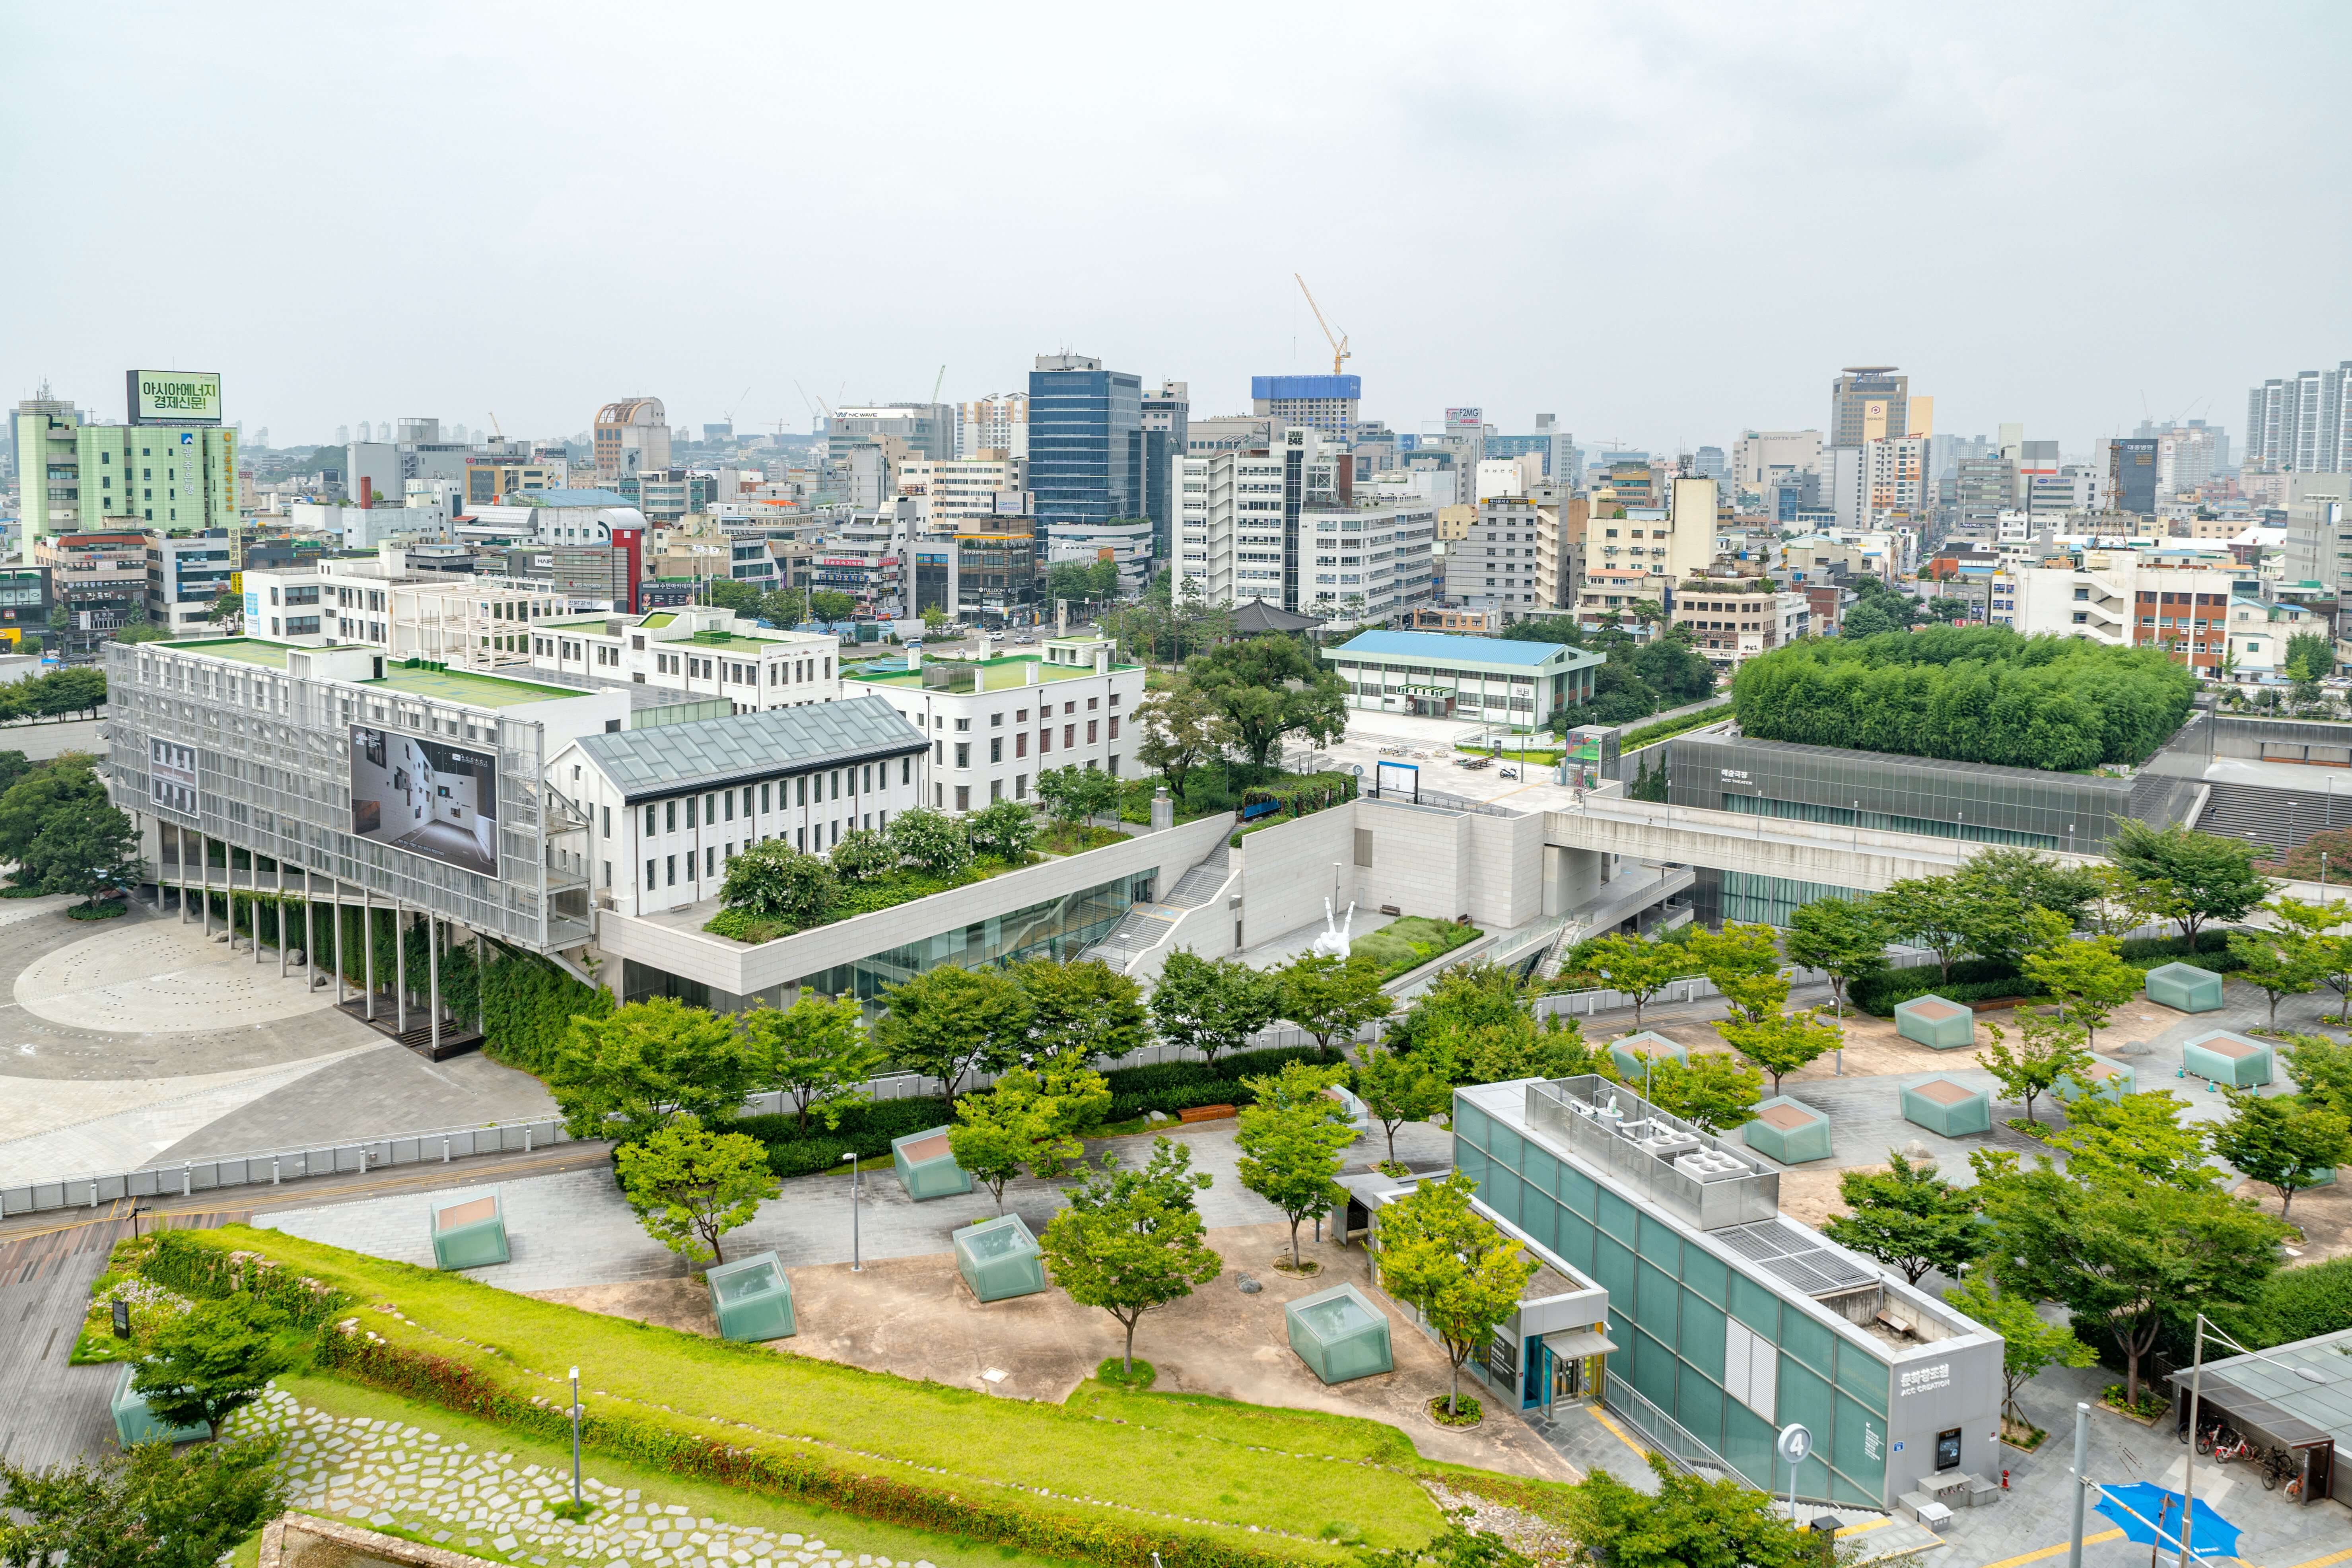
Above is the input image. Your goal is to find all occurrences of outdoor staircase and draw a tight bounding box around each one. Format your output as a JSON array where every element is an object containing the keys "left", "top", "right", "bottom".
[
  {"left": 1081, "top": 841, "right": 1234, "bottom": 972},
  {"left": 2198, "top": 779, "right": 2352, "bottom": 855}
]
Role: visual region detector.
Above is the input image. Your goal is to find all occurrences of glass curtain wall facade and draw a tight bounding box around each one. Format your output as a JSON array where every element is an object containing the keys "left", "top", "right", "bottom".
[
  {"left": 1450, "top": 1078, "right": 2002, "bottom": 1511},
  {"left": 1028, "top": 363, "right": 1143, "bottom": 537},
  {"left": 622, "top": 867, "right": 1154, "bottom": 1014}
]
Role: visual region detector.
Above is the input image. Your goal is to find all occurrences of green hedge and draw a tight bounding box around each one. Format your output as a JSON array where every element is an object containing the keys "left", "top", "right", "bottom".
[
  {"left": 1731, "top": 626, "right": 2196, "bottom": 770},
  {"left": 1618, "top": 701, "right": 1733, "bottom": 754},
  {"left": 1850, "top": 930, "right": 2244, "bottom": 1017},
  {"left": 138, "top": 1230, "right": 350, "bottom": 1328}
]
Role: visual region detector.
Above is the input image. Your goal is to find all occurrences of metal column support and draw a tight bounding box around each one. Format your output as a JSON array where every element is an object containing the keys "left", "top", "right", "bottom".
[
  {"left": 333, "top": 883, "right": 344, "bottom": 1005},
  {"left": 276, "top": 857, "right": 288, "bottom": 978},
  {"left": 394, "top": 903, "right": 407, "bottom": 1036},
  {"left": 198, "top": 836, "right": 210, "bottom": 935},
  {"left": 362, "top": 886, "right": 375, "bottom": 1022},
  {"left": 428, "top": 915, "right": 442, "bottom": 1056}
]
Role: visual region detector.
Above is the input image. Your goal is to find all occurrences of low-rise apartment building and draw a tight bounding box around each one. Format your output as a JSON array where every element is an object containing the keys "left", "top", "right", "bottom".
[
  {"left": 843, "top": 635, "right": 1144, "bottom": 812},
  {"left": 1669, "top": 586, "right": 1810, "bottom": 670},
  {"left": 2010, "top": 556, "right": 2260, "bottom": 674},
  {"left": 239, "top": 548, "right": 583, "bottom": 669}
]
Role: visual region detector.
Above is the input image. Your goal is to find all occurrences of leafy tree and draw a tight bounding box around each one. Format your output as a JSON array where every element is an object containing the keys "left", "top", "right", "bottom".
[
  {"left": 1062, "top": 1134, "right": 1213, "bottom": 1220},
  {"left": 19, "top": 797, "right": 144, "bottom": 909},
  {"left": 885, "top": 806, "right": 971, "bottom": 876},
  {"left": 1376, "top": 1172, "right": 1538, "bottom": 1417},
  {"left": 1977, "top": 1013, "right": 2093, "bottom": 1126},
  {"left": 1235, "top": 1061, "right": 1359, "bottom": 1268},
  {"left": 2020, "top": 927, "right": 2139, "bottom": 1052},
  {"left": 2286, "top": 629, "right": 2335, "bottom": 681},
  {"left": 1559, "top": 1453, "right": 1816, "bottom": 1568},
  {"left": 1875, "top": 873, "right": 1980, "bottom": 983},
  {"left": 949, "top": 1065, "right": 1102, "bottom": 1212},
  {"left": 1838, "top": 597, "right": 1900, "bottom": 639},
  {"left": 1134, "top": 676, "right": 1221, "bottom": 804},
  {"left": 872, "top": 962, "right": 1029, "bottom": 1096},
  {"left": 1573, "top": 932, "right": 1687, "bottom": 1028},
  {"left": 1038, "top": 1166, "right": 1224, "bottom": 1374},
  {"left": 1821, "top": 1152, "right": 1983, "bottom": 1286},
  {"left": 1941, "top": 1275, "right": 2096, "bottom": 1434},
  {"left": 615, "top": 1115, "right": 779, "bottom": 1266},
  {"left": 550, "top": 998, "right": 756, "bottom": 1142},
  {"left": 2226, "top": 928, "right": 2316, "bottom": 1026},
  {"left": 1186, "top": 634, "right": 1348, "bottom": 769},
  {"left": 1149, "top": 948, "right": 1279, "bottom": 1065},
  {"left": 0, "top": 1440, "right": 287, "bottom": 1568},
  {"left": 809, "top": 589, "right": 856, "bottom": 623},
  {"left": 1442, "top": 1013, "right": 1611, "bottom": 1087},
  {"left": 704, "top": 578, "right": 760, "bottom": 615},
  {"left": 717, "top": 839, "right": 837, "bottom": 927},
  {"left": 919, "top": 604, "right": 950, "bottom": 636},
  {"left": 2208, "top": 1090, "right": 2351, "bottom": 1217},
  {"left": 965, "top": 795, "right": 1039, "bottom": 863},
  {"left": 2080, "top": 863, "right": 2177, "bottom": 940},
  {"left": 827, "top": 826, "right": 898, "bottom": 884},
  {"left": 1783, "top": 897, "right": 1891, "bottom": 1018},
  {"left": 1355, "top": 1044, "right": 1454, "bottom": 1165},
  {"left": 1961, "top": 845, "right": 2106, "bottom": 931},
  {"left": 738, "top": 993, "right": 882, "bottom": 1129},
  {"left": 757, "top": 587, "right": 805, "bottom": 628},
  {"left": 1714, "top": 1007, "right": 1841, "bottom": 1096},
  {"left": 2041, "top": 1090, "right": 2216, "bottom": 1189},
  {"left": 2107, "top": 820, "right": 2271, "bottom": 944},
  {"left": 1036, "top": 764, "right": 1121, "bottom": 830},
  {"left": 1643, "top": 1051, "right": 1760, "bottom": 1133},
  {"left": 2283, "top": 1031, "right": 2352, "bottom": 1117},
  {"left": 1975, "top": 1152, "right": 2292, "bottom": 1403},
  {"left": 1273, "top": 952, "right": 1395, "bottom": 1050},
  {"left": 0, "top": 751, "right": 29, "bottom": 797},
  {"left": 1010, "top": 956, "right": 1147, "bottom": 1064},
  {"left": 208, "top": 587, "right": 244, "bottom": 626},
  {"left": 1389, "top": 959, "right": 1530, "bottom": 1058},
  {"left": 0, "top": 754, "right": 106, "bottom": 863},
  {"left": 130, "top": 1294, "right": 300, "bottom": 1433},
  {"left": 1686, "top": 922, "right": 1785, "bottom": 1022}
]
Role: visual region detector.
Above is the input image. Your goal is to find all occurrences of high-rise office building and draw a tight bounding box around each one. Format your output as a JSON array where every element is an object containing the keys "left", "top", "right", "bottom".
[
  {"left": 1250, "top": 374, "right": 1360, "bottom": 441},
  {"left": 2107, "top": 437, "right": 2160, "bottom": 516},
  {"left": 1141, "top": 380, "right": 1190, "bottom": 563},
  {"left": 2245, "top": 366, "right": 2352, "bottom": 473},
  {"left": 594, "top": 397, "right": 669, "bottom": 480},
  {"left": 1028, "top": 353, "right": 1143, "bottom": 562},
  {"left": 1178, "top": 426, "right": 1348, "bottom": 612},
  {"left": 1691, "top": 446, "right": 1726, "bottom": 483},
  {"left": 1828, "top": 367, "right": 1909, "bottom": 449}
]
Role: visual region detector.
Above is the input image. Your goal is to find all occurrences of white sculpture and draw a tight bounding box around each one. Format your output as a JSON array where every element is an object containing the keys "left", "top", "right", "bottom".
[{"left": 1310, "top": 896, "right": 1356, "bottom": 959}]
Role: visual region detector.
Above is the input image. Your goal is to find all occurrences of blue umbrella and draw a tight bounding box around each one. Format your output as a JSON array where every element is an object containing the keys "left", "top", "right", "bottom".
[{"left": 2094, "top": 1483, "right": 2242, "bottom": 1562}]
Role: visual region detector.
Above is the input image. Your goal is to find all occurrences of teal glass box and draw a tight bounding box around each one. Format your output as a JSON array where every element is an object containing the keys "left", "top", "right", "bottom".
[
  {"left": 1285, "top": 1282, "right": 1394, "bottom": 1385},
  {"left": 1901, "top": 1077, "right": 1991, "bottom": 1137},
  {"left": 1609, "top": 1030, "right": 1686, "bottom": 1083},
  {"left": 111, "top": 1362, "right": 210, "bottom": 1446},
  {"left": 1742, "top": 1096, "right": 1835, "bottom": 1164},
  {"left": 429, "top": 1189, "right": 510, "bottom": 1271},
  {"left": 1894, "top": 994, "right": 1976, "bottom": 1051},
  {"left": 2145, "top": 962, "right": 2224, "bottom": 1014},
  {"left": 2055, "top": 1054, "right": 2135, "bottom": 1105},
  {"left": 954, "top": 1213, "right": 1048, "bottom": 1302},
  {"left": 892, "top": 1126, "right": 973, "bottom": 1201},
  {"left": 706, "top": 1250, "right": 796, "bottom": 1341},
  {"left": 2181, "top": 1029, "right": 2274, "bottom": 1088}
]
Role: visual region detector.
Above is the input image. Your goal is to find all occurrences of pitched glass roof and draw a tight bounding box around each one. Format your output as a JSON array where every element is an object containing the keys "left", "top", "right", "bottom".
[
  {"left": 574, "top": 695, "right": 925, "bottom": 799},
  {"left": 1332, "top": 630, "right": 1597, "bottom": 669}
]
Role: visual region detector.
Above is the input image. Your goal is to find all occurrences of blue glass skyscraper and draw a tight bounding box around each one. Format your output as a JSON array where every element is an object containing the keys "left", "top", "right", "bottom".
[{"left": 1029, "top": 353, "right": 1143, "bottom": 544}]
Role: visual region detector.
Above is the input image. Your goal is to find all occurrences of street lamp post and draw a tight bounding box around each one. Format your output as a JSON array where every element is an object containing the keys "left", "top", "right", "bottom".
[
  {"left": 568, "top": 1366, "right": 583, "bottom": 1511},
  {"left": 2177, "top": 1313, "right": 2330, "bottom": 1567},
  {"left": 843, "top": 1150, "right": 861, "bottom": 1271}
]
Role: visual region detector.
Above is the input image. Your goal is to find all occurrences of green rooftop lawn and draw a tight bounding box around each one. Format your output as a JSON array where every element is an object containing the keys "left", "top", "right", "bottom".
[
  {"left": 169, "top": 1225, "right": 1456, "bottom": 1563},
  {"left": 640, "top": 612, "right": 677, "bottom": 628},
  {"left": 847, "top": 655, "right": 1106, "bottom": 692},
  {"left": 366, "top": 665, "right": 586, "bottom": 708},
  {"left": 164, "top": 636, "right": 295, "bottom": 668},
  {"left": 681, "top": 629, "right": 795, "bottom": 652}
]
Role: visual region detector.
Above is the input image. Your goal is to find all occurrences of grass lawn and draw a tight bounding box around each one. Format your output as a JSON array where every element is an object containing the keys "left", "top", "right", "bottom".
[
  {"left": 268, "top": 1371, "right": 1081, "bottom": 1568},
  {"left": 1349, "top": 917, "right": 1482, "bottom": 981},
  {"left": 171, "top": 1226, "right": 1449, "bottom": 1563}
]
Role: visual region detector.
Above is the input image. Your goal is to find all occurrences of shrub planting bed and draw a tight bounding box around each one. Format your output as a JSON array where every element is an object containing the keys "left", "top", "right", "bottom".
[
  {"left": 127, "top": 1225, "right": 1457, "bottom": 1566},
  {"left": 1349, "top": 917, "right": 1481, "bottom": 982},
  {"left": 1850, "top": 930, "right": 2244, "bottom": 1017},
  {"left": 706, "top": 860, "right": 1022, "bottom": 945}
]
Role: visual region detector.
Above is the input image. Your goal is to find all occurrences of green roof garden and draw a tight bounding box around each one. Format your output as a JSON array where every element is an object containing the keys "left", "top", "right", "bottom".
[
  {"left": 680, "top": 629, "right": 794, "bottom": 652},
  {"left": 846, "top": 654, "right": 1125, "bottom": 692},
  {"left": 365, "top": 664, "right": 587, "bottom": 709},
  {"left": 159, "top": 637, "right": 295, "bottom": 669},
  {"left": 640, "top": 612, "right": 678, "bottom": 627}
]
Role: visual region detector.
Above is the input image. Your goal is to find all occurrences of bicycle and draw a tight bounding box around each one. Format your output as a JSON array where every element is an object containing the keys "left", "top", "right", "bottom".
[{"left": 2261, "top": 1446, "right": 2299, "bottom": 1492}]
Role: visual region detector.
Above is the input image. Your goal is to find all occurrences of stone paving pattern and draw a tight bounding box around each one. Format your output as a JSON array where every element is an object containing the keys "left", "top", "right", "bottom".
[{"left": 225, "top": 1387, "right": 928, "bottom": 1568}]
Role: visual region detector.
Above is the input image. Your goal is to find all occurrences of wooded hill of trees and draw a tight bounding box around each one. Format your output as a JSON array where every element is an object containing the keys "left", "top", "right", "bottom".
[{"left": 1730, "top": 626, "right": 2196, "bottom": 771}]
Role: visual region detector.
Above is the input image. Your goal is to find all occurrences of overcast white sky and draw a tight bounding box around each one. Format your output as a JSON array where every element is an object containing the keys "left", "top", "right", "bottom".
[{"left": 6, "top": 2, "right": 2349, "bottom": 456}]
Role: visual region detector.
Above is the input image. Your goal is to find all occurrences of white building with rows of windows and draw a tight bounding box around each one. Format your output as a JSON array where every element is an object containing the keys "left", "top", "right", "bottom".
[
  {"left": 554, "top": 697, "right": 929, "bottom": 917},
  {"left": 843, "top": 634, "right": 1144, "bottom": 812},
  {"left": 528, "top": 605, "right": 840, "bottom": 714}
]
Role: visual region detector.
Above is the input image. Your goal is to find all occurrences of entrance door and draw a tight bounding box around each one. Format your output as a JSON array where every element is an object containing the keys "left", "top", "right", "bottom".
[{"left": 1524, "top": 1339, "right": 1547, "bottom": 1410}]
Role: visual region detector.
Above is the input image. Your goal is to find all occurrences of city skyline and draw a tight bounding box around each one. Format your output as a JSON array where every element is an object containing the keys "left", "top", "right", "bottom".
[{"left": 6, "top": 3, "right": 2350, "bottom": 451}]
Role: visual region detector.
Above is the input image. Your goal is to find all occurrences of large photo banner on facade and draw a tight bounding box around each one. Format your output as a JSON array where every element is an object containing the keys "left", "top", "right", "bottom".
[{"left": 348, "top": 725, "right": 499, "bottom": 875}]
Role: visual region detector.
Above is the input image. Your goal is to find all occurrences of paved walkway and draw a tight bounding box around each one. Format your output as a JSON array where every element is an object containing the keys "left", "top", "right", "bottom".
[
  {"left": 0, "top": 900, "right": 555, "bottom": 1187},
  {"left": 227, "top": 1387, "right": 931, "bottom": 1568}
]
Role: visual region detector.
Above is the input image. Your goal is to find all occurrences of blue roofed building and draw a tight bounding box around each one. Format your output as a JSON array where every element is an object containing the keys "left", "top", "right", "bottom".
[{"left": 1323, "top": 628, "right": 1602, "bottom": 725}]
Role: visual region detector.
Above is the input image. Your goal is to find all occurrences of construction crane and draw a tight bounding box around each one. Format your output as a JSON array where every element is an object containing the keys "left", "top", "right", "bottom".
[
  {"left": 1294, "top": 273, "right": 1350, "bottom": 377},
  {"left": 721, "top": 383, "right": 752, "bottom": 427},
  {"left": 931, "top": 364, "right": 947, "bottom": 403},
  {"left": 485, "top": 411, "right": 503, "bottom": 439}
]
